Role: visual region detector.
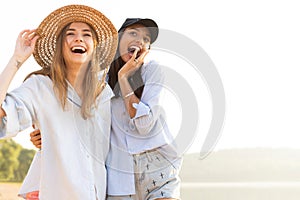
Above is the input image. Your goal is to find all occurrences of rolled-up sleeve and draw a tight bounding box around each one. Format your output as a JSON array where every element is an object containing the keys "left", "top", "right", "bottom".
[
  {"left": 131, "top": 61, "right": 165, "bottom": 135},
  {"left": 0, "top": 95, "right": 33, "bottom": 138},
  {"left": 0, "top": 76, "right": 38, "bottom": 139}
]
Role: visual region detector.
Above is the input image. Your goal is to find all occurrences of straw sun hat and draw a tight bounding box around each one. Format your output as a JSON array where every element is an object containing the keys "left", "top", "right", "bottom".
[{"left": 33, "top": 4, "right": 118, "bottom": 69}]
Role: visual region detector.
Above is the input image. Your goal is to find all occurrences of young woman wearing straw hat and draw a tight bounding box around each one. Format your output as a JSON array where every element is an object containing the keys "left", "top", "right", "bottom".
[
  {"left": 30, "top": 18, "right": 183, "bottom": 200},
  {"left": 0, "top": 4, "right": 117, "bottom": 200}
]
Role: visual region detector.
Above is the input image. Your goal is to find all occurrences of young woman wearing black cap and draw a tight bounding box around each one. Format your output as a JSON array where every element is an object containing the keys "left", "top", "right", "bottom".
[{"left": 105, "top": 18, "right": 182, "bottom": 200}]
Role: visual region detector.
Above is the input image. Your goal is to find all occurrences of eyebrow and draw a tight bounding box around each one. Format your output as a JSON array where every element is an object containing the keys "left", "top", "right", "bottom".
[{"left": 67, "top": 28, "right": 92, "bottom": 32}]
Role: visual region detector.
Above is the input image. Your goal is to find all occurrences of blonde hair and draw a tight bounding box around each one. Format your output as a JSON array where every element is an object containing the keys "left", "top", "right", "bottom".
[{"left": 26, "top": 22, "right": 106, "bottom": 119}]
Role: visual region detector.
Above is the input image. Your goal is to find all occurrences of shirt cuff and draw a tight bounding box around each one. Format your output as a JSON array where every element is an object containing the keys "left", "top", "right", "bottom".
[
  {"left": 132, "top": 101, "right": 151, "bottom": 119},
  {"left": 1, "top": 97, "right": 31, "bottom": 138},
  {"left": 0, "top": 101, "right": 19, "bottom": 138}
]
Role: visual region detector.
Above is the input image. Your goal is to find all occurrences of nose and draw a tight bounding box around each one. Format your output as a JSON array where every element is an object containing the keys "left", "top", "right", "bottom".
[
  {"left": 74, "top": 34, "right": 83, "bottom": 42},
  {"left": 135, "top": 36, "right": 144, "bottom": 45}
]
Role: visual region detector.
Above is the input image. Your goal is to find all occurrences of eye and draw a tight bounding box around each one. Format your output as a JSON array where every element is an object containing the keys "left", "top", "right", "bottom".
[
  {"left": 66, "top": 32, "right": 75, "bottom": 36},
  {"left": 144, "top": 37, "right": 150, "bottom": 43},
  {"left": 129, "top": 31, "right": 137, "bottom": 37},
  {"left": 83, "top": 32, "right": 92, "bottom": 37}
]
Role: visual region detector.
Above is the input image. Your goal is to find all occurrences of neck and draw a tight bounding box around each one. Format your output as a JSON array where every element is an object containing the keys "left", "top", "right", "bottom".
[{"left": 67, "top": 63, "right": 88, "bottom": 98}]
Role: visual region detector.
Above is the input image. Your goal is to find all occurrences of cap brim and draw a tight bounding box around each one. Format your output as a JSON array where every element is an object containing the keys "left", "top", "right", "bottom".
[{"left": 118, "top": 18, "right": 158, "bottom": 43}]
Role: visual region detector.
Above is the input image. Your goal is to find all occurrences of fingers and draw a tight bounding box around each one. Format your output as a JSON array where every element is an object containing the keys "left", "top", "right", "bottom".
[
  {"left": 13, "top": 29, "right": 39, "bottom": 66},
  {"left": 30, "top": 136, "right": 42, "bottom": 148},
  {"left": 131, "top": 48, "right": 139, "bottom": 61},
  {"left": 31, "top": 35, "right": 39, "bottom": 47},
  {"left": 19, "top": 29, "right": 35, "bottom": 41},
  {"left": 20, "top": 29, "right": 37, "bottom": 38},
  {"left": 129, "top": 49, "right": 141, "bottom": 65},
  {"left": 27, "top": 29, "right": 39, "bottom": 47},
  {"left": 19, "top": 29, "right": 39, "bottom": 46},
  {"left": 18, "top": 29, "right": 30, "bottom": 39},
  {"left": 136, "top": 49, "right": 149, "bottom": 62},
  {"left": 131, "top": 48, "right": 149, "bottom": 65},
  {"left": 27, "top": 29, "right": 37, "bottom": 39},
  {"left": 30, "top": 137, "right": 42, "bottom": 149},
  {"left": 33, "top": 143, "right": 41, "bottom": 149},
  {"left": 30, "top": 128, "right": 41, "bottom": 137},
  {"left": 30, "top": 129, "right": 42, "bottom": 148},
  {"left": 30, "top": 133, "right": 41, "bottom": 142}
]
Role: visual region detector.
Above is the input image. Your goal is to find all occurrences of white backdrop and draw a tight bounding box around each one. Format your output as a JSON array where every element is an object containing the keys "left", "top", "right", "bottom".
[{"left": 1, "top": 0, "right": 300, "bottom": 154}]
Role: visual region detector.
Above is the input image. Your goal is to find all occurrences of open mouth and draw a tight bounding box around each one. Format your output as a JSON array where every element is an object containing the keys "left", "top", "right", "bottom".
[
  {"left": 71, "top": 46, "right": 86, "bottom": 54},
  {"left": 128, "top": 46, "right": 141, "bottom": 53},
  {"left": 128, "top": 46, "right": 141, "bottom": 57}
]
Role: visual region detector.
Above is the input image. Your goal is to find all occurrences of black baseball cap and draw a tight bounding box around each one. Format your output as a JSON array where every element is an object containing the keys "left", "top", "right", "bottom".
[{"left": 118, "top": 18, "right": 159, "bottom": 44}]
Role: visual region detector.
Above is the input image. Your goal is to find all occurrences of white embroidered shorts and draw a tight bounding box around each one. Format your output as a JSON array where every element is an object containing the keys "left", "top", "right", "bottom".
[{"left": 107, "top": 149, "right": 182, "bottom": 200}]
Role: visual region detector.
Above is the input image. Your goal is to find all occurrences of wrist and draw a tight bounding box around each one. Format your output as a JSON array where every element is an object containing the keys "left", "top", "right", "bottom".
[
  {"left": 123, "top": 91, "right": 134, "bottom": 99},
  {"left": 15, "top": 60, "right": 22, "bottom": 69},
  {"left": 118, "top": 71, "right": 128, "bottom": 82},
  {"left": 11, "top": 56, "right": 23, "bottom": 69}
]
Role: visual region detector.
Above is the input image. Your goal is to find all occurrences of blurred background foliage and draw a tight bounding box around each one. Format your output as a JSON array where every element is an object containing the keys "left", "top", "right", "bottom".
[{"left": 0, "top": 139, "right": 35, "bottom": 182}]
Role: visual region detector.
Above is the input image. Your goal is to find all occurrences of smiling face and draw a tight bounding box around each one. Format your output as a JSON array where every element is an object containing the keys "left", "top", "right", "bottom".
[
  {"left": 119, "top": 23, "right": 151, "bottom": 62},
  {"left": 62, "top": 22, "right": 96, "bottom": 67}
]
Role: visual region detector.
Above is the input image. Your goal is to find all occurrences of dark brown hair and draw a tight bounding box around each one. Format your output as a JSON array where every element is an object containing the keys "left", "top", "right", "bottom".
[{"left": 108, "top": 31, "right": 144, "bottom": 99}]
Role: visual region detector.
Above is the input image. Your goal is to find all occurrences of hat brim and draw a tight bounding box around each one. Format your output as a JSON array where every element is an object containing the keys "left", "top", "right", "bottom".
[{"left": 33, "top": 4, "right": 118, "bottom": 69}]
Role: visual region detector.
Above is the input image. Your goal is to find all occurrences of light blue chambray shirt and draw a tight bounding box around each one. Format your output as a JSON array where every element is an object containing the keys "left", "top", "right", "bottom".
[
  {"left": 106, "top": 60, "right": 181, "bottom": 195},
  {"left": 0, "top": 74, "right": 113, "bottom": 200}
]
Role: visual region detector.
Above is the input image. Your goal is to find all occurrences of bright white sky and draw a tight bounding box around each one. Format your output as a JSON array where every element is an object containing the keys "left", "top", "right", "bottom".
[{"left": 1, "top": 0, "right": 300, "bottom": 154}]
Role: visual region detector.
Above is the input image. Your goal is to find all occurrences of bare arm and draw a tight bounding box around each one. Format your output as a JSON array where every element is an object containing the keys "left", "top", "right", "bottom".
[
  {"left": 118, "top": 49, "right": 149, "bottom": 118},
  {"left": 0, "top": 56, "right": 23, "bottom": 118},
  {"left": 0, "top": 29, "right": 39, "bottom": 118}
]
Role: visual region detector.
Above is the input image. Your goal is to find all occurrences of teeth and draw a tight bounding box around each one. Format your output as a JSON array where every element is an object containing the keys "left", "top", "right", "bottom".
[
  {"left": 72, "top": 47, "right": 85, "bottom": 52},
  {"left": 132, "top": 46, "right": 140, "bottom": 51},
  {"left": 128, "top": 46, "right": 140, "bottom": 53}
]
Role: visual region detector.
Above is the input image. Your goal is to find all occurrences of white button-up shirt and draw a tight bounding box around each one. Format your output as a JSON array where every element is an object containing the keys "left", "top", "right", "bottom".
[
  {"left": 0, "top": 75, "right": 113, "bottom": 200},
  {"left": 106, "top": 60, "right": 180, "bottom": 195}
]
